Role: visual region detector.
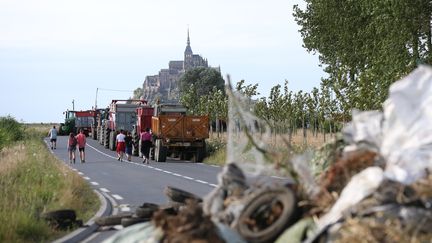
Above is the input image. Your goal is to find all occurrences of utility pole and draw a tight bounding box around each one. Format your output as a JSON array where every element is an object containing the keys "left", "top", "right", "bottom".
[
  {"left": 95, "top": 88, "right": 98, "bottom": 109},
  {"left": 72, "top": 99, "right": 75, "bottom": 110}
]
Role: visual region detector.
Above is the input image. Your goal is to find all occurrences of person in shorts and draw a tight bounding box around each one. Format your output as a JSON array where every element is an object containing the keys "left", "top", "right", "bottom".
[
  {"left": 76, "top": 129, "right": 86, "bottom": 163},
  {"left": 68, "top": 132, "right": 77, "bottom": 164},
  {"left": 116, "top": 130, "right": 126, "bottom": 162},
  {"left": 48, "top": 125, "right": 58, "bottom": 149}
]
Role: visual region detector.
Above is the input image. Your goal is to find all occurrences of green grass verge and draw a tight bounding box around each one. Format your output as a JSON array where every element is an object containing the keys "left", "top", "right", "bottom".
[{"left": 0, "top": 123, "right": 100, "bottom": 242}]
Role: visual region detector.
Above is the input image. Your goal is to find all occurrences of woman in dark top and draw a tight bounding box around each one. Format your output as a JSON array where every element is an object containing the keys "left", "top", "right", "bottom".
[{"left": 125, "top": 131, "right": 133, "bottom": 162}]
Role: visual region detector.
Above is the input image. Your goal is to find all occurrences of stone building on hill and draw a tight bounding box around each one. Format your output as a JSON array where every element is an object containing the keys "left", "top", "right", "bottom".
[{"left": 142, "top": 30, "right": 218, "bottom": 103}]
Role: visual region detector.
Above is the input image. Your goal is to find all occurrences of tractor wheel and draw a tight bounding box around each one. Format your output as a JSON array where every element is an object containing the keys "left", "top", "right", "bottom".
[
  {"left": 98, "top": 126, "right": 103, "bottom": 144},
  {"left": 154, "top": 139, "right": 167, "bottom": 162},
  {"left": 91, "top": 125, "right": 97, "bottom": 140},
  {"left": 104, "top": 128, "right": 110, "bottom": 149},
  {"left": 109, "top": 131, "right": 116, "bottom": 151},
  {"left": 131, "top": 129, "right": 140, "bottom": 156}
]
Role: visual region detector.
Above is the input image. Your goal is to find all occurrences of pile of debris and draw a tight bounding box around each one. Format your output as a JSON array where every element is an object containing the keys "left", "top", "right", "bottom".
[{"left": 101, "top": 65, "right": 432, "bottom": 242}]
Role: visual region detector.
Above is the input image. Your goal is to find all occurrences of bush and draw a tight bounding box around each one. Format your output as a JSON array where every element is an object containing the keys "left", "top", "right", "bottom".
[{"left": 0, "top": 116, "right": 25, "bottom": 150}]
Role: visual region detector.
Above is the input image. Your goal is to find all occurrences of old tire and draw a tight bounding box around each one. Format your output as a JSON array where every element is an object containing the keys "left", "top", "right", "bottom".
[
  {"left": 154, "top": 139, "right": 167, "bottom": 162},
  {"left": 95, "top": 212, "right": 133, "bottom": 226},
  {"left": 41, "top": 209, "right": 76, "bottom": 221},
  {"left": 121, "top": 216, "right": 151, "bottom": 227},
  {"left": 163, "top": 186, "right": 202, "bottom": 203},
  {"left": 135, "top": 203, "right": 159, "bottom": 218},
  {"left": 235, "top": 187, "right": 297, "bottom": 243},
  {"left": 104, "top": 127, "right": 110, "bottom": 148}
]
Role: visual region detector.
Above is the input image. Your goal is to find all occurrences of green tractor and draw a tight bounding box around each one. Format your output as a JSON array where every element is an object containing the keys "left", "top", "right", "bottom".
[{"left": 59, "top": 110, "right": 76, "bottom": 135}]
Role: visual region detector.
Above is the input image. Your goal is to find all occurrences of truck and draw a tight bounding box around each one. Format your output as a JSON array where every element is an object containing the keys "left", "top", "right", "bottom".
[
  {"left": 104, "top": 100, "right": 151, "bottom": 151},
  {"left": 74, "top": 110, "right": 97, "bottom": 137},
  {"left": 150, "top": 103, "right": 209, "bottom": 162}
]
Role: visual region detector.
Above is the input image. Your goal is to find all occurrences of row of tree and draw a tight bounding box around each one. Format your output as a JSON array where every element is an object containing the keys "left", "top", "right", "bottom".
[{"left": 134, "top": 2, "right": 429, "bottom": 143}]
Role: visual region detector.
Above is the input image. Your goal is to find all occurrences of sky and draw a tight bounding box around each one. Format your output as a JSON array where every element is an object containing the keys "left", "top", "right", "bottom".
[{"left": 0, "top": 0, "right": 325, "bottom": 123}]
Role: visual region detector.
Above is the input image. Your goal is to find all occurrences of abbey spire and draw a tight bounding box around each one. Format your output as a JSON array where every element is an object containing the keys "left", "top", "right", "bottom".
[{"left": 184, "top": 28, "right": 193, "bottom": 57}]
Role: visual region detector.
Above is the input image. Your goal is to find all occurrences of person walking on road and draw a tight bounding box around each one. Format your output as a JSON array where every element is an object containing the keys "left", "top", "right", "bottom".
[
  {"left": 140, "top": 127, "right": 152, "bottom": 164},
  {"left": 116, "top": 130, "right": 126, "bottom": 162},
  {"left": 48, "top": 125, "right": 58, "bottom": 149},
  {"left": 125, "top": 131, "right": 133, "bottom": 162},
  {"left": 76, "top": 129, "right": 86, "bottom": 163},
  {"left": 68, "top": 132, "right": 77, "bottom": 164}
]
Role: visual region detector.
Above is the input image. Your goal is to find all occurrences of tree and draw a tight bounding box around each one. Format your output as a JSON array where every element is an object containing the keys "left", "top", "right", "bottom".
[
  {"left": 179, "top": 67, "right": 225, "bottom": 97},
  {"left": 133, "top": 87, "right": 143, "bottom": 99},
  {"left": 293, "top": 0, "right": 432, "bottom": 112}
]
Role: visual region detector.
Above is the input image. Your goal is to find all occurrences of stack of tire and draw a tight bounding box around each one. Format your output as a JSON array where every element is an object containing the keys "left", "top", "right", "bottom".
[
  {"left": 95, "top": 186, "right": 202, "bottom": 228},
  {"left": 95, "top": 203, "right": 159, "bottom": 228}
]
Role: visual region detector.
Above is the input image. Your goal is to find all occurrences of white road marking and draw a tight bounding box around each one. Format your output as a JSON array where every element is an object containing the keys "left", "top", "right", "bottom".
[
  {"left": 86, "top": 143, "right": 117, "bottom": 159},
  {"left": 72, "top": 168, "right": 78, "bottom": 171},
  {"left": 78, "top": 172, "right": 84, "bottom": 175},
  {"left": 271, "top": 175, "right": 287, "bottom": 179},
  {"left": 90, "top": 181, "right": 99, "bottom": 186},
  {"left": 87, "top": 143, "right": 216, "bottom": 187},
  {"left": 112, "top": 194, "right": 124, "bottom": 200},
  {"left": 113, "top": 225, "right": 124, "bottom": 230},
  {"left": 100, "top": 188, "right": 110, "bottom": 193},
  {"left": 119, "top": 205, "right": 131, "bottom": 212},
  {"left": 83, "top": 176, "right": 90, "bottom": 180},
  {"left": 195, "top": 180, "right": 208, "bottom": 184}
]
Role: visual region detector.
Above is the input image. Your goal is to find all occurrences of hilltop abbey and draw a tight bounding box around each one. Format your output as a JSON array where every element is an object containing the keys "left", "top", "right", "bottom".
[{"left": 142, "top": 30, "right": 219, "bottom": 102}]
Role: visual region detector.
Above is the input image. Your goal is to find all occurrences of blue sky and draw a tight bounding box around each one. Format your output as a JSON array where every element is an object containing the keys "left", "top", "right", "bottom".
[{"left": 0, "top": 0, "right": 325, "bottom": 123}]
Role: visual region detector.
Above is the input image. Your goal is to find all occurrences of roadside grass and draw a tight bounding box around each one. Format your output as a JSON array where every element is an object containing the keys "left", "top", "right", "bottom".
[
  {"left": 0, "top": 122, "right": 99, "bottom": 242},
  {"left": 204, "top": 130, "right": 336, "bottom": 166}
]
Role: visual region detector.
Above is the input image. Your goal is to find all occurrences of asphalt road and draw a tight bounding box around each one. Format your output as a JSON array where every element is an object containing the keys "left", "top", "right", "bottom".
[{"left": 45, "top": 135, "right": 222, "bottom": 242}]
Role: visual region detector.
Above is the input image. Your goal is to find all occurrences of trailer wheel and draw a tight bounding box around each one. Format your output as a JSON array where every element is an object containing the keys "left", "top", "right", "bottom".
[
  {"left": 194, "top": 141, "right": 206, "bottom": 163},
  {"left": 154, "top": 139, "right": 167, "bottom": 162},
  {"left": 234, "top": 187, "right": 297, "bottom": 243}
]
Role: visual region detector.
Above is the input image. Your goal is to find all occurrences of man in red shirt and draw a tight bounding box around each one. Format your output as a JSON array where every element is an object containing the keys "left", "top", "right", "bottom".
[{"left": 76, "top": 129, "right": 87, "bottom": 163}]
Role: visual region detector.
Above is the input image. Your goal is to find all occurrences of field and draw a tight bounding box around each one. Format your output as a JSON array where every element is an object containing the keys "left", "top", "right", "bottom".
[
  {"left": 205, "top": 129, "right": 336, "bottom": 166},
  {"left": 0, "top": 122, "right": 99, "bottom": 242}
]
